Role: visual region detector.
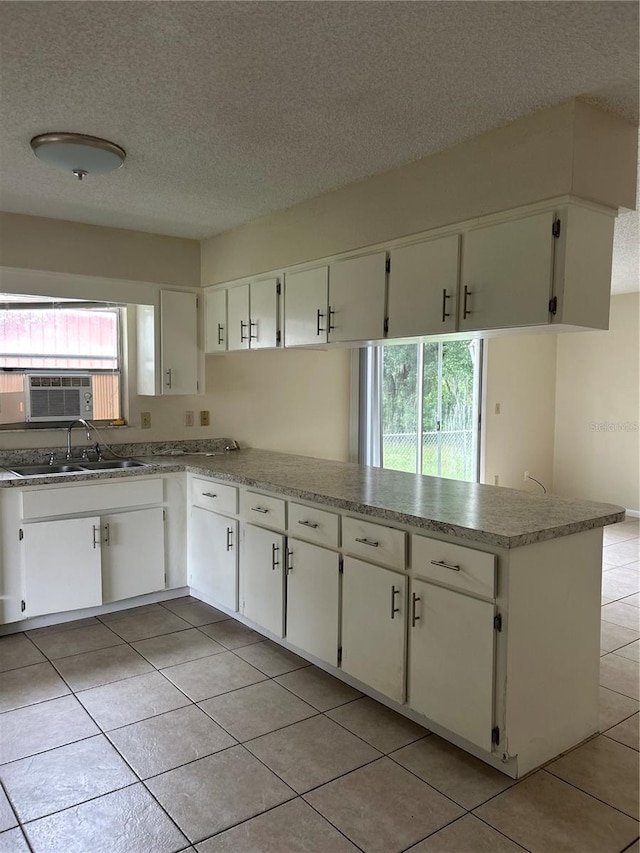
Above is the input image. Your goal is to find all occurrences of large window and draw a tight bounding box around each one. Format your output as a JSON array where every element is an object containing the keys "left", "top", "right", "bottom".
[
  {"left": 361, "top": 339, "right": 482, "bottom": 481},
  {"left": 0, "top": 294, "right": 123, "bottom": 426}
]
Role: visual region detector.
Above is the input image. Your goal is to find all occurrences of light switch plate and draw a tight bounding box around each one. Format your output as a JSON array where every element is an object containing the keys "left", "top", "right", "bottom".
[
  {"left": 141, "top": 412, "right": 151, "bottom": 429},
  {"left": 200, "top": 410, "right": 210, "bottom": 426}
]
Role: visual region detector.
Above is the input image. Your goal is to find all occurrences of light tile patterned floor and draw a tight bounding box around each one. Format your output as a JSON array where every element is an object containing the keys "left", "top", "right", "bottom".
[{"left": 0, "top": 520, "right": 638, "bottom": 852}]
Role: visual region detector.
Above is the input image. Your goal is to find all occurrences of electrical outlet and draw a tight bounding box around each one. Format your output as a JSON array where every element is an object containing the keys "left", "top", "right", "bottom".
[
  {"left": 524, "top": 470, "right": 529, "bottom": 482},
  {"left": 184, "top": 411, "right": 194, "bottom": 427},
  {"left": 200, "top": 410, "right": 210, "bottom": 427},
  {"left": 494, "top": 402, "right": 501, "bottom": 415},
  {"left": 141, "top": 412, "right": 151, "bottom": 429},
  {"left": 494, "top": 474, "right": 499, "bottom": 485}
]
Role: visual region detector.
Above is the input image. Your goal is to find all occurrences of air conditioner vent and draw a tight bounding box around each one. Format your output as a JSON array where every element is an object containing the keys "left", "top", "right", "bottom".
[{"left": 26, "top": 374, "right": 93, "bottom": 422}]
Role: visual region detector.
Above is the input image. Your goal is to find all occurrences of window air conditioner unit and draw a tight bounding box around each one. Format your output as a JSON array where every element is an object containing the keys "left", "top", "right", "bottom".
[{"left": 25, "top": 374, "right": 93, "bottom": 422}]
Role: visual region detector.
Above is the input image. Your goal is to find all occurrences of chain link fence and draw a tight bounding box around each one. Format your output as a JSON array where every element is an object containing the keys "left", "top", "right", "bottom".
[{"left": 382, "top": 429, "right": 475, "bottom": 480}]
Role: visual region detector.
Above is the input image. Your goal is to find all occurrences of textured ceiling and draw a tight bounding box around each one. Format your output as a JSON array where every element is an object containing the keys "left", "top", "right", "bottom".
[{"left": 0, "top": 1, "right": 638, "bottom": 290}]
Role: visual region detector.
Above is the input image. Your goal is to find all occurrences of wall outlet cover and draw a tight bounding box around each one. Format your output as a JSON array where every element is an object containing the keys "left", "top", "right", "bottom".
[
  {"left": 200, "top": 410, "right": 210, "bottom": 426},
  {"left": 141, "top": 412, "right": 151, "bottom": 429},
  {"left": 184, "top": 411, "right": 195, "bottom": 427}
]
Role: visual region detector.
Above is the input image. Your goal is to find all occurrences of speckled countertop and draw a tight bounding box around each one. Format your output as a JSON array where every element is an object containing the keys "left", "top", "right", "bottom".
[{"left": 0, "top": 447, "right": 624, "bottom": 549}]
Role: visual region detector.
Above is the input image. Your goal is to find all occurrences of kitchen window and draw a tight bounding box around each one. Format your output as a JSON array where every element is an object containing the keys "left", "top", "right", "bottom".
[
  {"left": 0, "top": 293, "right": 124, "bottom": 427},
  {"left": 359, "top": 339, "right": 482, "bottom": 481}
]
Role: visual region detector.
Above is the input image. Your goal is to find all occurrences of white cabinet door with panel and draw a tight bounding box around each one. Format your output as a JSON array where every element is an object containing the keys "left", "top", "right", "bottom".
[
  {"left": 204, "top": 289, "right": 228, "bottom": 353},
  {"left": 160, "top": 290, "right": 199, "bottom": 395},
  {"left": 328, "top": 252, "right": 387, "bottom": 343},
  {"left": 189, "top": 507, "right": 238, "bottom": 611},
  {"left": 341, "top": 556, "right": 406, "bottom": 703},
  {"left": 249, "top": 277, "right": 280, "bottom": 349},
  {"left": 21, "top": 517, "right": 102, "bottom": 618},
  {"left": 459, "top": 211, "right": 555, "bottom": 332},
  {"left": 227, "top": 284, "right": 251, "bottom": 351},
  {"left": 102, "top": 508, "right": 165, "bottom": 604},
  {"left": 286, "top": 539, "right": 339, "bottom": 666},
  {"left": 408, "top": 578, "right": 496, "bottom": 751},
  {"left": 283, "top": 266, "right": 329, "bottom": 347},
  {"left": 240, "top": 523, "right": 285, "bottom": 637},
  {"left": 388, "top": 236, "right": 459, "bottom": 338}
]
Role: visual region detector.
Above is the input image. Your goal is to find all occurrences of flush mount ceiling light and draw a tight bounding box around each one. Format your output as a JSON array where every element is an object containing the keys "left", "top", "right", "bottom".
[{"left": 30, "top": 132, "right": 126, "bottom": 180}]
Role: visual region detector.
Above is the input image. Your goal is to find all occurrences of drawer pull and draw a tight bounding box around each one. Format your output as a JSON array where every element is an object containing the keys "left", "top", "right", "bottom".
[
  {"left": 271, "top": 543, "right": 280, "bottom": 570},
  {"left": 298, "top": 520, "right": 319, "bottom": 529},
  {"left": 226, "top": 527, "right": 233, "bottom": 551},
  {"left": 355, "top": 537, "right": 379, "bottom": 548},
  {"left": 390, "top": 585, "right": 400, "bottom": 620},
  {"left": 411, "top": 592, "right": 421, "bottom": 627},
  {"left": 430, "top": 559, "right": 461, "bottom": 572},
  {"left": 202, "top": 492, "right": 217, "bottom": 499},
  {"left": 252, "top": 506, "right": 269, "bottom": 514}
]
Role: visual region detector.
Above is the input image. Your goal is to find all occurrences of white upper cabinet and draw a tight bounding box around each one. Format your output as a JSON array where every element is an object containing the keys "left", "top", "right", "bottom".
[
  {"left": 459, "top": 211, "right": 555, "bottom": 332},
  {"left": 387, "top": 235, "right": 459, "bottom": 337},
  {"left": 328, "top": 252, "right": 387, "bottom": 343},
  {"left": 227, "top": 284, "right": 250, "bottom": 351},
  {"left": 137, "top": 290, "right": 199, "bottom": 396},
  {"left": 249, "top": 277, "right": 279, "bottom": 349},
  {"left": 283, "top": 265, "right": 329, "bottom": 347},
  {"left": 204, "top": 289, "right": 227, "bottom": 353}
]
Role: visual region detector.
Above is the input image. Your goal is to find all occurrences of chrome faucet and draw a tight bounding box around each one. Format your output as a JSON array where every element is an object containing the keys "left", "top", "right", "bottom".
[{"left": 66, "top": 419, "right": 92, "bottom": 460}]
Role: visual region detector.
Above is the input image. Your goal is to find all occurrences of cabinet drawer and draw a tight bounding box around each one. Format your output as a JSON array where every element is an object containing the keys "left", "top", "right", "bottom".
[
  {"left": 22, "top": 478, "right": 164, "bottom": 521},
  {"left": 342, "top": 517, "right": 406, "bottom": 570},
  {"left": 411, "top": 535, "right": 496, "bottom": 599},
  {"left": 241, "top": 490, "right": 286, "bottom": 530},
  {"left": 288, "top": 502, "right": 339, "bottom": 548},
  {"left": 191, "top": 478, "right": 237, "bottom": 515}
]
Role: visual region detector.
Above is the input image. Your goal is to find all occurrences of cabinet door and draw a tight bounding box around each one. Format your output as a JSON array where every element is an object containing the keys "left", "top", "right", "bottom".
[
  {"left": 388, "top": 236, "right": 459, "bottom": 337},
  {"left": 204, "top": 289, "right": 227, "bottom": 353},
  {"left": 189, "top": 507, "right": 238, "bottom": 611},
  {"left": 227, "top": 284, "right": 250, "bottom": 351},
  {"left": 286, "top": 539, "right": 339, "bottom": 666},
  {"left": 341, "top": 556, "right": 406, "bottom": 703},
  {"left": 408, "top": 579, "right": 496, "bottom": 750},
  {"left": 283, "top": 266, "right": 329, "bottom": 347},
  {"left": 328, "top": 252, "right": 387, "bottom": 343},
  {"left": 240, "top": 523, "right": 284, "bottom": 636},
  {"left": 22, "top": 517, "right": 102, "bottom": 617},
  {"left": 459, "top": 211, "right": 554, "bottom": 332},
  {"left": 160, "top": 290, "right": 199, "bottom": 395},
  {"left": 250, "top": 277, "right": 279, "bottom": 350},
  {"left": 102, "top": 508, "right": 165, "bottom": 604}
]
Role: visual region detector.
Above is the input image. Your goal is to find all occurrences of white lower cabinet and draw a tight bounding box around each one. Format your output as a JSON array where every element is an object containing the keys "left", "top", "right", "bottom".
[
  {"left": 408, "top": 578, "right": 496, "bottom": 751},
  {"left": 189, "top": 507, "right": 238, "bottom": 611},
  {"left": 240, "top": 523, "right": 285, "bottom": 637},
  {"left": 285, "top": 538, "right": 339, "bottom": 666},
  {"left": 22, "top": 517, "right": 103, "bottom": 618},
  {"left": 102, "top": 508, "right": 165, "bottom": 603},
  {"left": 341, "top": 556, "right": 407, "bottom": 703}
]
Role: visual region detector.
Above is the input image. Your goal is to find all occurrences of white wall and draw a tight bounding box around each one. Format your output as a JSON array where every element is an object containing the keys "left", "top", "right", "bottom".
[
  {"left": 482, "top": 333, "right": 558, "bottom": 492},
  {"left": 553, "top": 293, "right": 639, "bottom": 512}
]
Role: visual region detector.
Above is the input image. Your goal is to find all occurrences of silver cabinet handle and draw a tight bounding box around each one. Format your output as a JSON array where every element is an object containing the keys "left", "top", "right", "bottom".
[
  {"left": 240, "top": 320, "right": 249, "bottom": 342},
  {"left": 226, "top": 527, "right": 233, "bottom": 551},
  {"left": 463, "top": 285, "right": 472, "bottom": 319},
  {"left": 298, "top": 520, "right": 319, "bottom": 529},
  {"left": 251, "top": 506, "right": 269, "bottom": 514},
  {"left": 104, "top": 523, "right": 110, "bottom": 546},
  {"left": 92, "top": 524, "right": 100, "bottom": 549},
  {"left": 249, "top": 320, "right": 258, "bottom": 341},
  {"left": 316, "top": 308, "right": 325, "bottom": 336},
  {"left": 217, "top": 323, "right": 224, "bottom": 345},
  {"left": 355, "top": 537, "right": 379, "bottom": 548},
  {"left": 202, "top": 492, "right": 217, "bottom": 499},
  {"left": 390, "top": 585, "right": 400, "bottom": 620},
  {"left": 430, "top": 559, "right": 461, "bottom": 572},
  {"left": 286, "top": 548, "right": 293, "bottom": 574},
  {"left": 165, "top": 368, "right": 172, "bottom": 389},
  {"left": 271, "top": 543, "right": 280, "bottom": 571},
  {"left": 442, "top": 288, "right": 451, "bottom": 322},
  {"left": 411, "top": 592, "right": 421, "bottom": 627},
  {"left": 328, "top": 307, "right": 336, "bottom": 331}
]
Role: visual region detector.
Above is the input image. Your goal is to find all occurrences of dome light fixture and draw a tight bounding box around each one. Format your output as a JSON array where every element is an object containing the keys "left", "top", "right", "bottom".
[{"left": 30, "top": 132, "right": 126, "bottom": 180}]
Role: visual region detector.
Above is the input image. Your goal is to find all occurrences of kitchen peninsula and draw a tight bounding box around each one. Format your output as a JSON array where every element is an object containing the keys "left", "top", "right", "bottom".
[{"left": 0, "top": 446, "right": 625, "bottom": 778}]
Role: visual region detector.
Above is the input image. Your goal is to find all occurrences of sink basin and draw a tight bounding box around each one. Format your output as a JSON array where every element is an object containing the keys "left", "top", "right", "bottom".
[
  {"left": 80, "top": 460, "right": 148, "bottom": 470},
  {"left": 8, "top": 464, "right": 86, "bottom": 476},
  {"left": 7, "top": 459, "right": 148, "bottom": 477}
]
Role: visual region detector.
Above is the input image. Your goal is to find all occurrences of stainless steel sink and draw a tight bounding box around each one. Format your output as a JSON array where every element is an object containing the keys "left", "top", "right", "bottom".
[{"left": 8, "top": 459, "right": 148, "bottom": 477}]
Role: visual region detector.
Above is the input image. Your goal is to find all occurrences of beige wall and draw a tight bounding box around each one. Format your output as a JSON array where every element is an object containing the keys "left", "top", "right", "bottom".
[
  {"left": 0, "top": 213, "right": 200, "bottom": 287},
  {"left": 553, "top": 293, "right": 639, "bottom": 511},
  {"left": 482, "top": 333, "right": 558, "bottom": 492},
  {"left": 201, "top": 99, "right": 636, "bottom": 285}
]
